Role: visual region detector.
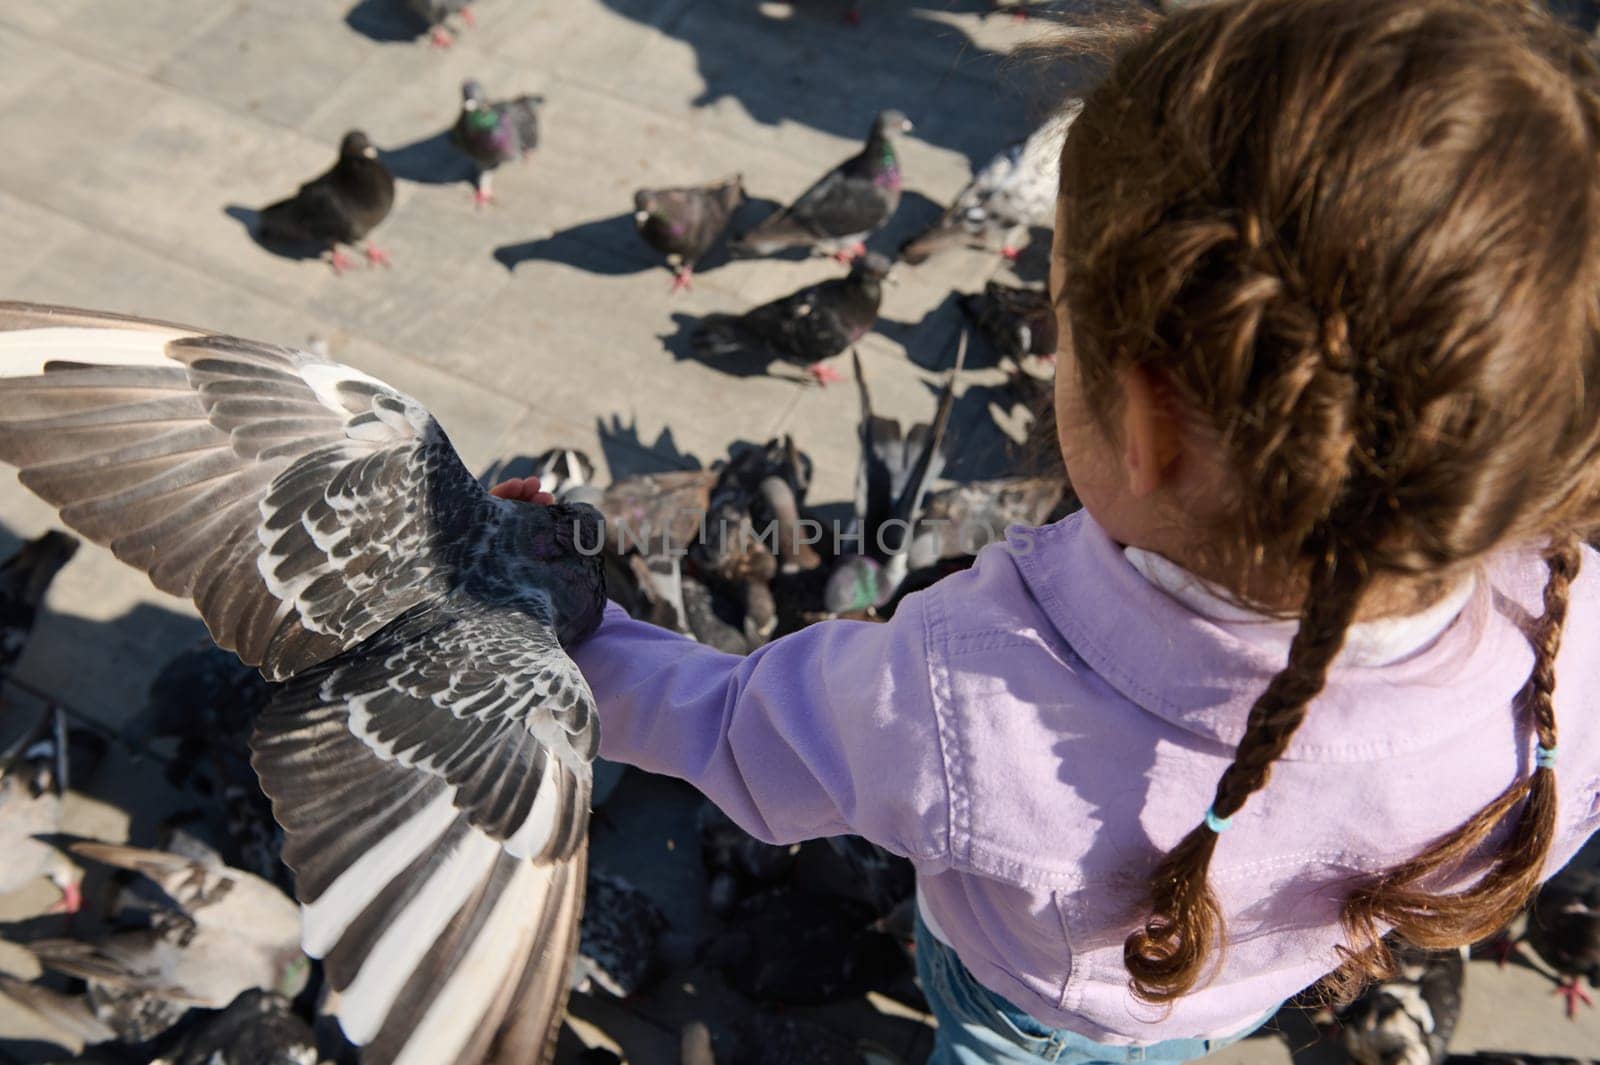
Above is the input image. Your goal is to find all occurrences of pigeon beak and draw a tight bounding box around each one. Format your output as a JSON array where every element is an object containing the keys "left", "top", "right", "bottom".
[
  {"left": 901, "top": 119, "right": 914, "bottom": 133},
  {"left": 634, "top": 210, "right": 651, "bottom": 224},
  {"left": 362, "top": 146, "right": 378, "bottom": 159},
  {"left": 463, "top": 99, "right": 479, "bottom": 111}
]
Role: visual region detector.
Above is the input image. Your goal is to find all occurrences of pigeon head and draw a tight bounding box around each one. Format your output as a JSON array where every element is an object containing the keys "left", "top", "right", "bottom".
[
  {"left": 633, "top": 189, "right": 659, "bottom": 225},
  {"left": 338, "top": 131, "right": 379, "bottom": 162},
  {"left": 824, "top": 556, "right": 889, "bottom": 614},
  {"left": 460, "top": 79, "right": 486, "bottom": 109},
  {"left": 874, "top": 110, "right": 914, "bottom": 138}
]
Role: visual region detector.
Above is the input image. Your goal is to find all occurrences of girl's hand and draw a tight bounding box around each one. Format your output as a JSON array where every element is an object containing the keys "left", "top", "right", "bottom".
[{"left": 489, "top": 476, "right": 556, "bottom": 505}]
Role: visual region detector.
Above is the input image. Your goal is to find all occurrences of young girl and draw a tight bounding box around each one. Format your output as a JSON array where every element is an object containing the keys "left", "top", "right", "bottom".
[{"left": 504, "top": 0, "right": 1600, "bottom": 1059}]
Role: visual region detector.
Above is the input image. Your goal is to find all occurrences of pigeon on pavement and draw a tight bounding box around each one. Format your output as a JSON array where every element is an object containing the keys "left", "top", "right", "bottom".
[
  {"left": 1340, "top": 943, "right": 1466, "bottom": 1065},
  {"left": 692, "top": 253, "right": 892, "bottom": 385},
  {"left": 258, "top": 132, "right": 394, "bottom": 274},
  {"left": 20, "top": 841, "right": 309, "bottom": 1046},
  {"left": 151, "top": 989, "right": 320, "bottom": 1065},
  {"left": 406, "top": 0, "right": 476, "bottom": 48},
  {"left": 733, "top": 111, "right": 913, "bottom": 262},
  {"left": 1527, "top": 864, "right": 1600, "bottom": 1018},
  {"left": 451, "top": 80, "right": 543, "bottom": 208},
  {"left": 0, "top": 302, "right": 608, "bottom": 1065},
  {"left": 959, "top": 281, "right": 1057, "bottom": 362},
  {"left": 901, "top": 104, "right": 1079, "bottom": 264},
  {"left": 635, "top": 176, "right": 747, "bottom": 292}
]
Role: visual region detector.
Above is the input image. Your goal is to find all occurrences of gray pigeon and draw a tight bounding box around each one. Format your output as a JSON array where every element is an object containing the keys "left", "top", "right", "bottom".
[
  {"left": 20, "top": 841, "right": 309, "bottom": 1045},
  {"left": 959, "top": 281, "right": 1058, "bottom": 362},
  {"left": 1339, "top": 943, "right": 1466, "bottom": 1065},
  {"left": 258, "top": 131, "right": 394, "bottom": 274},
  {"left": 572, "top": 870, "right": 667, "bottom": 998},
  {"left": 0, "top": 706, "right": 81, "bottom": 913},
  {"left": 634, "top": 175, "right": 747, "bottom": 291},
  {"left": 406, "top": 0, "right": 475, "bottom": 48},
  {"left": 906, "top": 476, "right": 1075, "bottom": 572},
  {"left": 732, "top": 111, "right": 913, "bottom": 262},
  {"left": 152, "top": 989, "right": 320, "bottom": 1065},
  {"left": 902, "top": 104, "right": 1080, "bottom": 264},
  {"left": 825, "top": 338, "right": 964, "bottom": 613},
  {"left": 0, "top": 302, "right": 608, "bottom": 1065},
  {"left": 692, "top": 253, "right": 893, "bottom": 384},
  {"left": 452, "top": 79, "right": 543, "bottom": 207},
  {"left": 0, "top": 528, "right": 77, "bottom": 686},
  {"left": 1527, "top": 864, "right": 1600, "bottom": 1018}
]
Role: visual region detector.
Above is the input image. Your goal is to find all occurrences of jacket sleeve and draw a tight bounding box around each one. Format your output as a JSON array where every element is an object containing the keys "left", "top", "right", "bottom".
[{"left": 568, "top": 588, "right": 952, "bottom": 866}]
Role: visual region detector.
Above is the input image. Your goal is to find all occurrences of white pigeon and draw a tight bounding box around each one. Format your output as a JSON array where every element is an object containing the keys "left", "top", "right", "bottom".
[{"left": 900, "top": 101, "right": 1083, "bottom": 264}]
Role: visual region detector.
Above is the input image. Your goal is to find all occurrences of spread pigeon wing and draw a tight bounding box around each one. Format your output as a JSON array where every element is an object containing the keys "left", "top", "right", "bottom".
[
  {"left": 0, "top": 303, "right": 454, "bottom": 681},
  {"left": 254, "top": 609, "right": 592, "bottom": 1064},
  {"left": 0, "top": 303, "right": 602, "bottom": 1065}
]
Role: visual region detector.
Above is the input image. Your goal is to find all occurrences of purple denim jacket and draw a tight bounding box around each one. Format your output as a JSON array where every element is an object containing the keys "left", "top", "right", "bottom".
[{"left": 570, "top": 510, "right": 1600, "bottom": 1043}]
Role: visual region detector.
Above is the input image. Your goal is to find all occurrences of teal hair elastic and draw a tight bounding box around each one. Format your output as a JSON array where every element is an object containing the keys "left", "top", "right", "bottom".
[
  {"left": 1204, "top": 807, "right": 1234, "bottom": 833},
  {"left": 1535, "top": 745, "right": 1558, "bottom": 770}
]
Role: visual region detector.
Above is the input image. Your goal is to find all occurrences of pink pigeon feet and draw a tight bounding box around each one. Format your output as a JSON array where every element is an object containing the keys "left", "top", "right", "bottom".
[
  {"left": 364, "top": 244, "right": 392, "bottom": 269},
  {"left": 46, "top": 878, "right": 82, "bottom": 916},
  {"left": 1555, "top": 975, "right": 1594, "bottom": 1019},
  {"left": 474, "top": 186, "right": 494, "bottom": 209},
  {"left": 327, "top": 247, "right": 355, "bottom": 275},
  {"left": 831, "top": 242, "right": 867, "bottom": 265},
  {"left": 461, "top": 5, "right": 476, "bottom": 26},
  {"left": 1001, "top": 245, "right": 1021, "bottom": 262},
  {"left": 430, "top": 26, "right": 454, "bottom": 48},
  {"left": 806, "top": 361, "right": 845, "bottom": 387},
  {"left": 489, "top": 476, "right": 556, "bottom": 506},
  {"left": 671, "top": 268, "right": 694, "bottom": 294}
]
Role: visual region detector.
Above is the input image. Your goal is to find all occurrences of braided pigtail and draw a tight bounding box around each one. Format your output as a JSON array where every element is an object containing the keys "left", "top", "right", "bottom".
[
  {"left": 1126, "top": 543, "right": 1369, "bottom": 1001},
  {"left": 1326, "top": 539, "right": 1581, "bottom": 996}
]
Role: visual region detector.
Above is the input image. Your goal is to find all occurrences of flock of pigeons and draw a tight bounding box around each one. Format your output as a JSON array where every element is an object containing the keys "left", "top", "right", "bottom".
[{"left": 0, "top": 2, "right": 1594, "bottom": 1065}]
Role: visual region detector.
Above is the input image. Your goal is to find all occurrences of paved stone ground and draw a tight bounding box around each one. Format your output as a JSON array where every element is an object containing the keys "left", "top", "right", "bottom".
[{"left": 0, "top": 1, "right": 1597, "bottom": 1063}]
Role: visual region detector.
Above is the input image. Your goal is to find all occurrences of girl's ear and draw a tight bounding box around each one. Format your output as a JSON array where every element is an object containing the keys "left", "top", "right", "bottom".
[{"left": 1119, "top": 366, "right": 1183, "bottom": 498}]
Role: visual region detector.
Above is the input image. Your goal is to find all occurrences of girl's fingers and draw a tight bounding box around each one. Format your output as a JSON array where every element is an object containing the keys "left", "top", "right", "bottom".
[{"left": 488, "top": 476, "right": 555, "bottom": 505}]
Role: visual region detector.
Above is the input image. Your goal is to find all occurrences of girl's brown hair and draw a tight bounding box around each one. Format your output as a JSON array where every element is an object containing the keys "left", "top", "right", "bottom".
[{"left": 1056, "top": 0, "right": 1600, "bottom": 1002}]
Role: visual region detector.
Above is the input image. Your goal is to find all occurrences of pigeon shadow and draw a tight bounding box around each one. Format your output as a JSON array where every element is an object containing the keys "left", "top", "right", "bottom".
[
  {"left": 494, "top": 213, "right": 650, "bottom": 276},
  {"left": 661, "top": 313, "right": 806, "bottom": 383},
  {"left": 922, "top": 375, "right": 1017, "bottom": 483},
  {"left": 379, "top": 130, "right": 475, "bottom": 186},
  {"left": 344, "top": 0, "right": 427, "bottom": 43},
  {"left": 878, "top": 291, "right": 972, "bottom": 371},
  {"left": 596, "top": 414, "right": 706, "bottom": 478},
  {"left": 869, "top": 189, "right": 947, "bottom": 261},
  {"left": 222, "top": 205, "right": 324, "bottom": 263}
]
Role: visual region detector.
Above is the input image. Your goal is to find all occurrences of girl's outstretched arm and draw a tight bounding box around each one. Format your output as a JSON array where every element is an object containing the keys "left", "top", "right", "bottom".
[{"left": 569, "top": 594, "right": 952, "bottom": 867}]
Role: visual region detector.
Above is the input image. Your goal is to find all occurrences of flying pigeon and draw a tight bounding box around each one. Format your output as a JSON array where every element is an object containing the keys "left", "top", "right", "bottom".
[
  {"left": 258, "top": 131, "right": 394, "bottom": 274},
  {"left": 0, "top": 302, "right": 608, "bottom": 1065},
  {"left": 692, "top": 253, "right": 893, "bottom": 384},
  {"left": 406, "top": 0, "right": 475, "bottom": 48},
  {"left": 732, "top": 111, "right": 913, "bottom": 262},
  {"left": 827, "top": 337, "right": 964, "bottom": 612},
  {"left": 0, "top": 528, "right": 78, "bottom": 687},
  {"left": 1339, "top": 943, "right": 1466, "bottom": 1065},
  {"left": 634, "top": 176, "right": 747, "bottom": 292},
  {"left": 153, "top": 989, "right": 320, "bottom": 1065},
  {"left": 901, "top": 105, "right": 1080, "bottom": 264},
  {"left": 1527, "top": 864, "right": 1600, "bottom": 1018},
  {"left": 452, "top": 80, "right": 543, "bottom": 208},
  {"left": 20, "top": 841, "right": 309, "bottom": 1046},
  {"left": 959, "top": 281, "right": 1058, "bottom": 362},
  {"left": 0, "top": 706, "right": 84, "bottom": 913}
]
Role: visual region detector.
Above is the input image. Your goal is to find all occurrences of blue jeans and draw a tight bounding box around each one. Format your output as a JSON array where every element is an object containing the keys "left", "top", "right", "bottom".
[{"left": 914, "top": 915, "right": 1271, "bottom": 1064}]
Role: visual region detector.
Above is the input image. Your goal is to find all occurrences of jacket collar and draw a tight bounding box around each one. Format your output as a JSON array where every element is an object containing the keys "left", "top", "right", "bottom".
[{"left": 1010, "top": 511, "right": 1532, "bottom": 761}]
